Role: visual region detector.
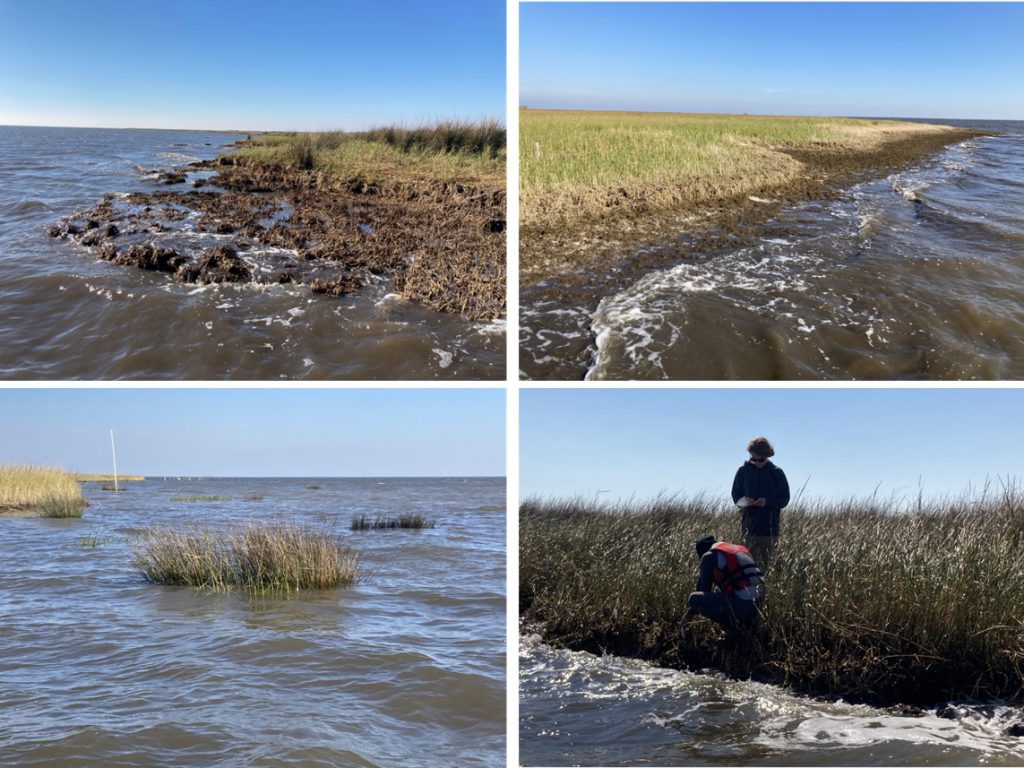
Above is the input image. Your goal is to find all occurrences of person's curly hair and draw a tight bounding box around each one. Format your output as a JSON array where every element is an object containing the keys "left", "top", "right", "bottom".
[{"left": 747, "top": 436, "right": 775, "bottom": 458}]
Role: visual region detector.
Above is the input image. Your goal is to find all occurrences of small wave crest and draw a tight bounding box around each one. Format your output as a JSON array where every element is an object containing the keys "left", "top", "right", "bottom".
[{"left": 9, "top": 199, "right": 49, "bottom": 215}]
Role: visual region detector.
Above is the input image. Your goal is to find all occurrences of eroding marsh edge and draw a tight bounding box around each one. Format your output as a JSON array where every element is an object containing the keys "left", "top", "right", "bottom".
[{"left": 520, "top": 492, "right": 1024, "bottom": 710}]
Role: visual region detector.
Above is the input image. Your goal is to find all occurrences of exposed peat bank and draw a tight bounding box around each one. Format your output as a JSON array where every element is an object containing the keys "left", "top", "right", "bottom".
[
  {"left": 520, "top": 495, "right": 1024, "bottom": 720},
  {"left": 49, "top": 125, "right": 506, "bottom": 321}
]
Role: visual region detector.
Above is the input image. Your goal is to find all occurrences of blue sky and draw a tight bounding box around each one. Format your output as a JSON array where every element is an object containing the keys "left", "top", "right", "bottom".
[
  {"left": 0, "top": 0, "right": 504, "bottom": 130},
  {"left": 521, "top": 3, "right": 1024, "bottom": 120},
  {"left": 521, "top": 389, "right": 1024, "bottom": 504},
  {"left": 0, "top": 388, "right": 505, "bottom": 477}
]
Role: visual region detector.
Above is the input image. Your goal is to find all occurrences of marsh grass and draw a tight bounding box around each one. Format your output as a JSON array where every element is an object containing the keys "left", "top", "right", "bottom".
[
  {"left": 520, "top": 488, "right": 1024, "bottom": 705},
  {"left": 0, "top": 464, "right": 87, "bottom": 518},
  {"left": 170, "top": 496, "right": 229, "bottom": 502},
  {"left": 364, "top": 119, "right": 506, "bottom": 158},
  {"left": 133, "top": 522, "right": 359, "bottom": 591},
  {"left": 239, "top": 120, "right": 505, "bottom": 185},
  {"left": 351, "top": 514, "right": 436, "bottom": 531},
  {"left": 520, "top": 109, "right": 955, "bottom": 229}
]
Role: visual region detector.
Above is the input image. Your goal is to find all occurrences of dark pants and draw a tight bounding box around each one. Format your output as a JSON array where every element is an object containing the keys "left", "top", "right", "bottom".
[
  {"left": 742, "top": 533, "right": 777, "bottom": 567},
  {"left": 688, "top": 591, "right": 759, "bottom": 633}
]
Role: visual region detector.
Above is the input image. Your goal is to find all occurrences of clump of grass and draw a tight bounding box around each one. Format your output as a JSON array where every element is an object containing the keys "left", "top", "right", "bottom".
[
  {"left": 0, "top": 464, "right": 87, "bottom": 518},
  {"left": 100, "top": 483, "right": 126, "bottom": 492},
  {"left": 364, "top": 118, "right": 506, "bottom": 158},
  {"left": 520, "top": 487, "right": 1024, "bottom": 706},
  {"left": 170, "top": 495, "right": 229, "bottom": 502},
  {"left": 305, "top": 483, "right": 321, "bottom": 490},
  {"left": 244, "top": 493, "right": 265, "bottom": 501},
  {"left": 133, "top": 522, "right": 359, "bottom": 592},
  {"left": 351, "top": 514, "right": 436, "bottom": 531}
]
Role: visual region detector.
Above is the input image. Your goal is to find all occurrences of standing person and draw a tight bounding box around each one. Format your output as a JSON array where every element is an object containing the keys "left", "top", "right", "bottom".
[
  {"left": 731, "top": 436, "right": 790, "bottom": 562},
  {"left": 679, "top": 535, "right": 765, "bottom": 640}
]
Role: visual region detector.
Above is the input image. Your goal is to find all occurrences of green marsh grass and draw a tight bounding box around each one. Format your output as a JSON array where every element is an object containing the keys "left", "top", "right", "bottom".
[
  {"left": 520, "top": 109, "right": 954, "bottom": 229},
  {"left": 351, "top": 514, "right": 436, "bottom": 531},
  {"left": 520, "top": 490, "right": 1024, "bottom": 705},
  {"left": 0, "top": 464, "right": 87, "bottom": 518},
  {"left": 238, "top": 120, "right": 505, "bottom": 185},
  {"left": 133, "top": 522, "right": 360, "bottom": 592}
]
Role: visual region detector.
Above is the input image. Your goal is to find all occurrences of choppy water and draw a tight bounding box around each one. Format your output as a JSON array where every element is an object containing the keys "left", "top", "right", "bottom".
[
  {"left": 0, "top": 477, "right": 505, "bottom": 767},
  {"left": 520, "top": 633, "right": 1024, "bottom": 766},
  {"left": 521, "top": 119, "right": 1024, "bottom": 380},
  {"left": 0, "top": 126, "right": 504, "bottom": 380}
]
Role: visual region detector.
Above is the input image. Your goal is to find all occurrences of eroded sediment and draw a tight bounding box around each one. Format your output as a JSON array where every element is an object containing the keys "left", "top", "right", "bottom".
[{"left": 49, "top": 152, "right": 506, "bottom": 320}]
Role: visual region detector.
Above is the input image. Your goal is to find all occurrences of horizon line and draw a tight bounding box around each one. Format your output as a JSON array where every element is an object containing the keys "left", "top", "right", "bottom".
[
  {"left": 0, "top": 115, "right": 508, "bottom": 133},
  {"left": 76, "top": 474, "right": 506, "bottom": 479},
  {"left": 517, "top": 106, "right": 1016, "bottom": 123}
]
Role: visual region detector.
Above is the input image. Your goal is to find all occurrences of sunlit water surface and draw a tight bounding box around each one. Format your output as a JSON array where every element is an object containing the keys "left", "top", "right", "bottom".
[{"left": 0, "top": 478, "right": 505, "bottom": 767}]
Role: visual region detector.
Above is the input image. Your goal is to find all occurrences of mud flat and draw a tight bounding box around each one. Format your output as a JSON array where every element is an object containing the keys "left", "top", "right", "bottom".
[{"left": 49, "top": 128, "right": 506, "bottom": 321}]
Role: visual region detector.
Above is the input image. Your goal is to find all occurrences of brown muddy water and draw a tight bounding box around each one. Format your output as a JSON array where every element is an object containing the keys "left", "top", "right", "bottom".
[
  {"left": 0, "top": 477, "right": 505, "bottom": 766},
  {"left": 520, "top": 632, "right": 1024, "bottom": 766},
  {"left": 520, "top": 119, "right": 1024, "bottom": 380},
  {"left": 0, "top": 127, "right": 504, "bottom": 380}
]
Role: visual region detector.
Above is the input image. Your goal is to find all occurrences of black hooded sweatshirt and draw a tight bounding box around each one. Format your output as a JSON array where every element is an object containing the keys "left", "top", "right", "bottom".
[{"left": 731, "top": 460, "right": 790, "bottom": 537}]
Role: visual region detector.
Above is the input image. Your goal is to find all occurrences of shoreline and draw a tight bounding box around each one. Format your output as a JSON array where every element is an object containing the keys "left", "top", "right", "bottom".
[
  {"left": 520, "top": 125, "right": 987, "bottom": 379},
  {"left": 521, "top": 624, "right": 1024, "bottom": 730},
  {"left": 521, "top": 120, "right": 986, "bottom": 286},
  {"left": 48, "top": 136, "right": 506, "bottom": 321},
  {"left": 520, "top": 498, "right": 1024, "bottom": 713}
]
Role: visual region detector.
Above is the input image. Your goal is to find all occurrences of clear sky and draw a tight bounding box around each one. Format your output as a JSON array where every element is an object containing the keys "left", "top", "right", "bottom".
[
  {"left": 0, "top": 0, "right": 505, "bottom": 131},
  {"left": 521, "top": 388, "right": 1024, "bottom": 504},
  {"left": 0, "top": 388, "right": 505, "bottom": 477},
  {"left": 521, "top": 2, "right": 1024, "bottom": 120}
]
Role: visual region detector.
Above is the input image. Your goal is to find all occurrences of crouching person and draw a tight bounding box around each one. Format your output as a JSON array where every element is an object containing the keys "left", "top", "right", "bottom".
[{"left": 679, "top": 535, "right": 765, "bottom": 640}]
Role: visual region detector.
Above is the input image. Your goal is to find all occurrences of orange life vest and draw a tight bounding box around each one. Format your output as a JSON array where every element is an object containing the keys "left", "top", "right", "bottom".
[{"left": 711, "top": 542, "right": 764, "bottom": 596}]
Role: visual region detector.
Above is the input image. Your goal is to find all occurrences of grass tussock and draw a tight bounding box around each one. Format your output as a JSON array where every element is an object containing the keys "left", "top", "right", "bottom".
[
  {"left": 364, "top": 119, "right": 506, "bottom": 158},
  {"left": 351, "top": 514, "right": 436, "bottom": 531},
  {"left": 0, "top": 464, "right": 87, "bottom": 518},
  {"left": 239, "top": 120, "right": 505, "bottom": 185},
  {"left": 520, "top": 109, "right": 957, "bottom": 229},
  {"left": 133, "top": 522, "right": 360, "bottom": 592},
  {"left": 170, "top": 495, "right": 229, "bottom": 502},
  {"left": 520, "top": 487, "right": 1024, "bottom": 705}
]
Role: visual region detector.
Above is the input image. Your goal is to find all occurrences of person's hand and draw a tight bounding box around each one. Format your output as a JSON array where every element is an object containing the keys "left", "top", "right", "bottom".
[{"left": 755, "top": 497, "right": 767, "bottom": 508}]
